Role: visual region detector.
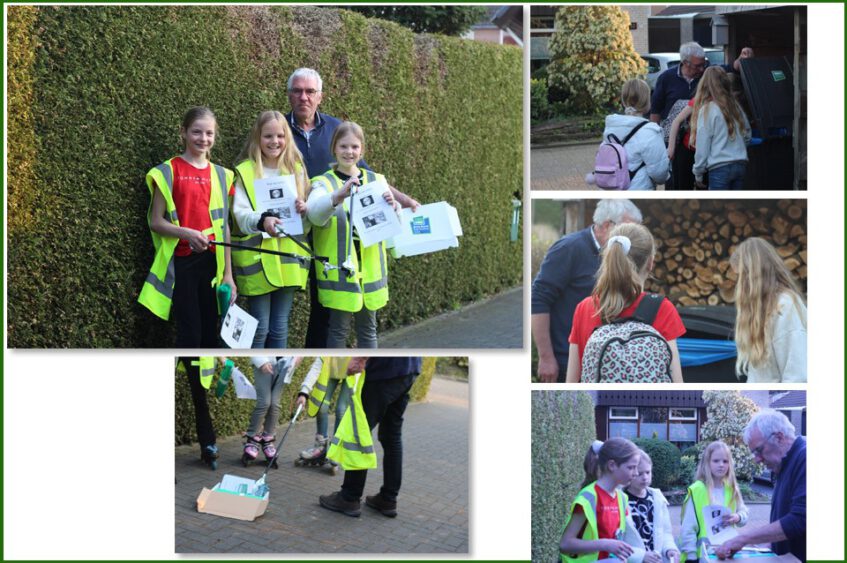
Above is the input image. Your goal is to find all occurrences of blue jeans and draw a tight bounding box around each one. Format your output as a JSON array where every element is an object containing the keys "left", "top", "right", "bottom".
[
  {"left": 315, "top": 377, "right": 353, "bottom": 437},
  {"left": 248, "top": 287, "right": 296, "bottom": 348},
  {"left": 327, "top": 308, "right": 378, "bottom": 348},
  {"left": 708, "top": 161, "right": 747, "bottom": 190}
]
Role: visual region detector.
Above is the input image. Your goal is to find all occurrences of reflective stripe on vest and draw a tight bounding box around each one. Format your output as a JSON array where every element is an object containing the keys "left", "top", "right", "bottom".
[
  {"left": 311, "top": 170, "right": 389, "bottom": 313},
  {"left": 560, "top": 483, "right": 627, "bottom": 563},
  {"left": 326, "top": 370, "right": 377, "bottom": 469},
  {"left": 307, "top": 357, "right": 352, "bottom": 417},
  {"left": 191, "top": 357, "right": 216, "bottom": 389},
  {"left": 138, "top": 158, "right": 232, "bottom": 320},
  {"left": 231, "top": 161, "right": 310, "bottom": 295}
]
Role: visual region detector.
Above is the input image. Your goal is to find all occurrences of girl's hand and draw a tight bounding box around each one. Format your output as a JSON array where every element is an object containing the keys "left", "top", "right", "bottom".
[
  {"left": 694, "top": 179, "right": 708, "bottom": 190},
  {"left": 721, "top": 513, "right": 741, "bottom": 526},
  {"left": 223, "top": 275, "right": 237, "bottom": 304},
  {"left": 667, "top": 146, "right": 675, "bottom": 160},
  {"left": 263, "top": 216, "right": 283, "bottom": 236},
  {"left": 666, "top": 549, "right": 680, "bottom": 563},
  {"left": 295, "top": 198, "right": 307, "bottom": 216},
  {"left": 186, "top": 229, "right": 210, "bottom": 253},
  {"left": 382, "top": 190, "right": 396, "bottom": 208},
  {"left": 600, "top": 540, "right": 633, "bottom": 560},
  {"left": 259, "top": 362, "right": 274, "bottom": 375},
  {"left": 295, "top": 394, "right": 307, "bottom": 409},
  {"left": 333, "top": 177, "right": 360, "bottom": 206},
  {"left": 644, "top": 551, "right": 662, "bottom": 563}
]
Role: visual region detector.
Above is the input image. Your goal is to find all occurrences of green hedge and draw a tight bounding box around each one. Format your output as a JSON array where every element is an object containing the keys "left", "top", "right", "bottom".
[
  {"left": 8, "top": 6, "right": 522, "bottom": 348},
  {"left": 632, "top": 437, "right": 682, "bottom": 491},
  {"left": 532, "top": 391, "right": 596, "bottom": 563},
  {"left": 176, "top": 356, "right": 437, "bottom": 446}
]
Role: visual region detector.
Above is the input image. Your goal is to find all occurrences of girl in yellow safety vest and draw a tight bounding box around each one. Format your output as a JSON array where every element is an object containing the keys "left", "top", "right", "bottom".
[
  {"left": 559, "top": 437, "right": 641, "bottom": 563},
  {"left": 306, "top": 122, "right": 403, "bottom": 348},
  {"left": 140, "top": 107, "right": 236, "bottom": 347},
  {"left": 679, "top": 441, "right": 748, "bottom": 561},
  {"left": 231, "top": 111, "right": 311, "bottom": 348}
]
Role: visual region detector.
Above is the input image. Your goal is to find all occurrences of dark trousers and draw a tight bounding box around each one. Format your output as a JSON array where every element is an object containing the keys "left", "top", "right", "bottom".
[
  {"left": 181, "top": 357, "right": 216, "bottom": 449},
  {"left": 304, "top": 249, "right": 330, "bottom": 348},
  {"left": 173, "top": 252, "right": 218, "bottom": 348},
  {"left": 341, "top": 374, "right": 417, "bottom": 502},
  {"left": 668, "top": 142, "right": 696, "bottom": 190}
]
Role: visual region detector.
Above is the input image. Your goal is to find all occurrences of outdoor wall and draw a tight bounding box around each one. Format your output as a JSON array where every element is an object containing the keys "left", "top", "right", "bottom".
[
  {"left": 175, "top": 357, "right": 436, "bottom": 445},
  {"left": 7, "top": 5, "right": 523, "bottom": 348}
]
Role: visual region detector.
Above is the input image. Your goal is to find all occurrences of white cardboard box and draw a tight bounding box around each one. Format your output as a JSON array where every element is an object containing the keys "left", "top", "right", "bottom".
[{"left": 386, "top": 201, "right": 462, "bottom": 258}]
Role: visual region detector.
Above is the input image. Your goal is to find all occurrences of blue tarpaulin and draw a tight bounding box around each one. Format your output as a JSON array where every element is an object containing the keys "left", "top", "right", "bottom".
[{"left": 678, "top": 338, "right": 736, "bottom": 367}]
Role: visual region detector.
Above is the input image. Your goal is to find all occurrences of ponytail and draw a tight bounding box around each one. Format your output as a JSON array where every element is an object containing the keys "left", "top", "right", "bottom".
[
  {"left": 594, "top": 223, "right": 655, "bottom": 323},
  {"left": 580, "top": 437, "right": 639, "bottom": 489}
]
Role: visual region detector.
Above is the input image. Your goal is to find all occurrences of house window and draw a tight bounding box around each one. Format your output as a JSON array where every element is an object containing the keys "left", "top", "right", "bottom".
[
  {"left": 609, "top": 406, "right": 638, "bottom": 440},
  {"left": 669, "top": 421, "right": 697, "bottom": 449},
  {"left": 670, "top": 408, "right": 697, "bottom": 421},
  {"left": 610, "top": 407, "right": 638, "bottom": 419},
  {"left": 640, "top": 407, "right": 669, "bottom": 440},
  {"left": 607, "top": 406, "right": 698, "bottom": 448}
]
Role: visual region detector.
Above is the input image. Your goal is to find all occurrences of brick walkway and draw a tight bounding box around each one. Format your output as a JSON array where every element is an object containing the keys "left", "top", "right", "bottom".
[{"left": 175, "top": 376, "right": 469, "bottom": 554}]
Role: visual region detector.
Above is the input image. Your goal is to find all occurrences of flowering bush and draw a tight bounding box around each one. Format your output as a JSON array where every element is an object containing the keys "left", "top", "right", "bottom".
[
  {"left": 700, "top": 391, "right": 763, "bottom": 481},
  {"left": 547, "top": 6, "right": 647, "bottom": 114}
]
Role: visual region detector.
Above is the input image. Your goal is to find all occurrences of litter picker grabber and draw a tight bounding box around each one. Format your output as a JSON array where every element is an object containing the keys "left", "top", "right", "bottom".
[{"left": 254, "top": 402, "right": 303, "bottom": 497}]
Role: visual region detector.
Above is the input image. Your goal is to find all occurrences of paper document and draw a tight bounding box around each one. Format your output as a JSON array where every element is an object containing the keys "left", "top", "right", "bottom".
[
  {"left": 218, "top": 474, "right": 267, "bottom": 498},
  {"left": 350, "top": 178, "right": 401, "bottom": 247},
  {"left": 254, "top": 175, "right": 303, "bottom": 236},
  {"left": 703, "top": 504, "right": 737, "bottom": 542},
  {"left": 231, "top": 366, "right": 256, "bottom": 400},
  {"left": 221, "top": 303, "right": 258, "bottom": 349}
]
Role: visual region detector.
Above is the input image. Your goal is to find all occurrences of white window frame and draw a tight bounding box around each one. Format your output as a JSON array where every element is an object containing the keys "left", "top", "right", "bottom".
[
  {"left": 610, "top": 407, "right": 638, "bottom": 420},
  {"left": 669, "top": 408, "right": 697, "bottom": 421}
]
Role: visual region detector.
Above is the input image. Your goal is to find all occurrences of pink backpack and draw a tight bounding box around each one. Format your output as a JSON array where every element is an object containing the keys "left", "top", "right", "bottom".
[{"left": 590, "top": 120, "right": 649, "bottom": 190}]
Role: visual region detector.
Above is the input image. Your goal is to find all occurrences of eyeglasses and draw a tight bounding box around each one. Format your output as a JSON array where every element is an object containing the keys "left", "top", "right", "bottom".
[
  {"left": 750, "top": 432, "right": 776, "bottom": 457},
  {"left": 289, "top": 88, "right": 320, "bottom": 97},
  {"left": 684, "top": 60, "right": 708, "bottom": 71}
]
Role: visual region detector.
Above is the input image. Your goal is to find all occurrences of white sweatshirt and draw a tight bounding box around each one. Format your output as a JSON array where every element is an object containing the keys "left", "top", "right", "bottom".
[
  {"left": 739, "top": 292, "right": 808, "bottom": 383},
  {"left": 602, "top": 114, "right": 670, "bottom": 190}
]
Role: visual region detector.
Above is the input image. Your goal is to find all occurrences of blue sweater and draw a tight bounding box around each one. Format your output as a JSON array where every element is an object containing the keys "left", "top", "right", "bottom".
[
  {"left": 287, "top": 111, "right": 368, "bottom": 179},
  {"left": 530, "top": 227, "right": 600, "bottom": 376},
  {"left": 770, "top": 436, "right": 806, "bottom": 562},
  {"left": 365, "top": 357, "right": 422, "bottom": 381}
]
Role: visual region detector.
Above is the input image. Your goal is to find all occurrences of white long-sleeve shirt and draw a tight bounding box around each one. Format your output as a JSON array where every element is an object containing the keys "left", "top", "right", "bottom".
[
  {"left": 678, "top": 485, "right": 748, "bottom": 557},
  {"left": 232, "top": 164, "right": 310, "bottom": 236}
]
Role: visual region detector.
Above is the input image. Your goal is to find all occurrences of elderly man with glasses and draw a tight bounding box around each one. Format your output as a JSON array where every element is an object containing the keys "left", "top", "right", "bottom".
[
  {"left": 649, "top": 43, "right": 753, "bottom": 190},
  {"left": 715, "top": 410, "right": 806, "bottom": 562},
  {"left": 285, "top": 68, "right": 419, "bottom": 348}
]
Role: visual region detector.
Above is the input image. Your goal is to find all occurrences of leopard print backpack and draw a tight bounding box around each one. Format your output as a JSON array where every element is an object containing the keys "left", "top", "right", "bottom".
[{"left": 580, "top": 294, "right": 673, "bottom": 383}]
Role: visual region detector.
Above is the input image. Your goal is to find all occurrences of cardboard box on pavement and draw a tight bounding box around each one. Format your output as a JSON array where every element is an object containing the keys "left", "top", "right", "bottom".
[{"left": 196, "top": 474, "right": 269, "bottom": 521}]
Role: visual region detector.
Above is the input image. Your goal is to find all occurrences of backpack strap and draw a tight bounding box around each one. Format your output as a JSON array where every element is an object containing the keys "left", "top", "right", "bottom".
[
  {"left": 622, "top": 120, "right": 650, "bottom": 146},
  {"left": 630, "top": 293, "right": 665, "bottom": 325}
]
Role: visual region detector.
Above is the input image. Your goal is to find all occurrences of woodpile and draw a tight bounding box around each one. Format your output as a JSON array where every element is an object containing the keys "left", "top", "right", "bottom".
[{"left": 641, "top": 200, "right": 807, "bottom": 306}]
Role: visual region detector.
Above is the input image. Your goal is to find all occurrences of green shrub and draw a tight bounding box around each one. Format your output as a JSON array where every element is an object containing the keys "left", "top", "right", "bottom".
[
  {"left": 532, "top": 391, "right": 596, "bottom": 563},
  {"left": 632, "top": 437, "right": 682, "bottom": 490},
  {"left": 531, "top": 78, "right": 551, "bottom": 122},
  {"left": 678, "top": 455, "right": 697, "bottom": 487},
  {"left": 8, "top": 5, "right": 522, "bottom": 348},
  {"left": 176, "top": 356, "right": 437, "bottom": 445}
]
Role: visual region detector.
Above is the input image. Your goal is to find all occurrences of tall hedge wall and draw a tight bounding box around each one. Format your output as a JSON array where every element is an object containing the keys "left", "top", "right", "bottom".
[
  {"left": 175, "top": 356, "right": 438, "bottom": 446},
  {"left": 531, "top": 391, "right": 596, "bottom": 563},
  {"left": 7, "top": 6, "right": 522, "bottom": 348}
]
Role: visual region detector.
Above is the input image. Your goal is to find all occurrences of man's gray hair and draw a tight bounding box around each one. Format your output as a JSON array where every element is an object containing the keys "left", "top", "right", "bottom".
[
  {"left": 743, "top": 409, "right": 797, "bottom": 444},
  {"left": 679, "top": 42, "right": 706, "bottom": 62},
  {"left": 287, "top": 68, "right": 323, "bottom": 92},
  {"left": 593, "top": 199, "right": 643, "bottom": 226}
]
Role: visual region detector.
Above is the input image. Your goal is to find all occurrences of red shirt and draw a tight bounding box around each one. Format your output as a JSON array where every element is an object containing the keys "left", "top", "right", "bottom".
[
  {"left": 575, "top": 484, "right": 627, "bottom": 560},
  {"left": 160, "top": 157, "right": 234, "bottom": 257},
  {"left": 568, "top": 293, "right": 686, "bottom": 365},
  {"left": 682, "top": 98, "right": 695, "bottom": 149}
]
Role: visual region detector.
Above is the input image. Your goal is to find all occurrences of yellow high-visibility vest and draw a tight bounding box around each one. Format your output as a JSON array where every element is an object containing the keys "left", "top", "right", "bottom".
[
  {"left": 230, "top": 160, "right": 310, "bottom": 295},
  {"left": 310, "top": 169, "right": 389, "bottom": 313},
  {"left": 138, "top": 158, "right": 233, "bottom": 320},
  {"left": 560, "top": 482, "right": 628, "bottom": 563},
  {"left": 307, "top": 357, "right": 352, "bottom": 416},
  {"left": 326, "top": 369, "right": 377, "bottom": 470},
  {"left": 177, "top": 357, "right": 216, "bottom": 389},
  {"left": 681, "top": 480, "right": 737, "bottom": 561}
]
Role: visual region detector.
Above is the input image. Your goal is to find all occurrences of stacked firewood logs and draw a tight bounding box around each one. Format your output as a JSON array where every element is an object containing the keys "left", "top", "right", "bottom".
[{"left": 641, "top": 200, "right": 807, "bottom": 306}]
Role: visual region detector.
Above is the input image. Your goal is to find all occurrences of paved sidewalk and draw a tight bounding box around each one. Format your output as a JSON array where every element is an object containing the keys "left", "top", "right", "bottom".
[
  {"left": 380, "top": 286, "right": 523, "bottom": 349},
  {"left": 175, "top": 376, "right": 469, "bottom": 554}
]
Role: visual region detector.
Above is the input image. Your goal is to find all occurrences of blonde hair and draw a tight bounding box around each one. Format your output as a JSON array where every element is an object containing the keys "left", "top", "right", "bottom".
[
  {"left": 695, "top": 441, "right": 743, "bottom": 509},
  {"left": 690, "top": 67, "right": 749, "bottom": 146},
  {"left": 731, "top": 237, "right": 806, "bottom": 370},
  {"left": 237, "top": 111, "right": 308, "bottom": 199},
  {"left": 594, "top": 223, "right": 656, "bottom": 323},
  {"left": 621, "top": 79, "right": 651, "bottom": 115},
  {"left": 330, "top": 121, "right": 366, "bottom": 170},
  {"left": 581, "top": 437, "right": 640, "bottom": 489},
  {"left": 180, "top": 106, "right": 218, "bottom": 161}
]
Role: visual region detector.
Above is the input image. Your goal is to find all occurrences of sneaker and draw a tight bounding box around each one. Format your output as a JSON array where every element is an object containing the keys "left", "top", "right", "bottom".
[
  {"left": 365, "top": 493, "right": 398, "bottom": 517},
  {"left": 319, "top": 491, "right": 361, "bottom": 517}
]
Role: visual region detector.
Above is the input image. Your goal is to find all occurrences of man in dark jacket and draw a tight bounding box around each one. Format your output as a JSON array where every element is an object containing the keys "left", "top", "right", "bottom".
[
  {"left": 285, "top": 68, "right": 418, "bottom": 347},
  {"left": 319, "top": 356, "right": 422, "bottom": 517},
  {"left": 716, "top": 410, "right": 806, "bottom": 561}
]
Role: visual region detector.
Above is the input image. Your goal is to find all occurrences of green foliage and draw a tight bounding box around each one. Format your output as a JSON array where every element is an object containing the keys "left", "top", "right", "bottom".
[
  {"left": 532, "top": 391, "right": 596, "bottom": 563},
  {"left": 530, "top": 78, "right": 551, "bottom": 122},
  {"left": 678, "top": 455, "right": 698, "bottom": 487},
  {"left": 176, "top": 356, "right": 437, "bottom": 445},
  {"left": 7, "top": 6, "right": 522, "bottom": 347},
  {"left": 632, "top": 437, "right": 682, "bottom": 490},
  {"left": 341, "top": 6, "right": 487, "bottom": 36},
  {"left": 699, "top": 391, "right": 762, "bottom": 482},
  {"left": 547, "top": 6, "right": 647, "bottom": 114}
]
